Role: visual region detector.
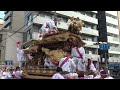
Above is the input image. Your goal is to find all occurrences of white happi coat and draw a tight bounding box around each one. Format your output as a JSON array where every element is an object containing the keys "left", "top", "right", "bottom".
[
  {"left": 52, "top": 73, "right": 65, "bottom": 79},
  {"left": 44, "top": 57, "right": 55, "bottom": 67},
  {"left": 87, "top": 75, "right": 94, "bottom": 79},
  {"left": 89, "top": 63, "right": 97, "bottom": 72},
  {"left": 40, "top": 20, "right": 57, "bottom": 36},
  {"left": 17, "top": 47, "right": 25, "bottom": 62},
  {"left": 65, "top": 73, "right": 78, "bottom": 79},
  {"left": 40, "top": 23, "right": 49, "bottom": 35},
  {"left": 104, "top": 76, "right": 114, "bottom": 79},
  {"left": 13, "top": 70, "right": 23, "bottom": 79},
  {"left": 1, "top": 72, "right": 8, "bottom": 79},
  {"left": 47, "top": 20, "right": 56, "bottom": 29},
  {"left": 94, "top": 74, "right": 101, "bottom": 79},
  {"left": 59, "top": 57, "right": 76, "bottom": 73},
  {"left": 71, "top": 47, "right": 86, "bottom": 72}
]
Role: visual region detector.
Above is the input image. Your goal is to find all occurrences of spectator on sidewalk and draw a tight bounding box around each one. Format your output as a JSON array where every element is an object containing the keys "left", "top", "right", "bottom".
[
  {"left": 16, "top": 41, "right": 26, "bottom": 68},
  {"left": 52, "top": 67, "right": 65, "bottom": 79},
  {"left": 13, "top": 66, "right": 23, "bottom": 79}
]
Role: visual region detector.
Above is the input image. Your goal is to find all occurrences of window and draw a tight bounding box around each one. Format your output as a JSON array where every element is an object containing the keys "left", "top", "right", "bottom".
[
  {"left": 27, "top": 14, "right": 32, "bottom": 26},
  {"left": 0, "top": 34, "right": 2, "bottom": 42},
  {"left": 27, "top": 29, "right": 31, "bottom": 41},
  {"left": 106, "top": 13, "right": 117, "bottom": 19},
  {"left": 87, "top": 38, "right": 92, "bottom": 41},
  {"left": 106, "top": 22, "right": 118, "bottom": 28},
  {"left": 85, "top": 24, "right": 92, "bottom": 29}
]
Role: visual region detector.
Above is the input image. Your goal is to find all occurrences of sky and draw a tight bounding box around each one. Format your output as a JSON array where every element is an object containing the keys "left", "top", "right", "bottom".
[{"left": 0, "top": 11, "right": 5, "bottom": 19}]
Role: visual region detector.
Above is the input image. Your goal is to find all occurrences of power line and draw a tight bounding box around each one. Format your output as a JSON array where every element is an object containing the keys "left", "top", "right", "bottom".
[{"left": 0, "top": 12, "right": 40, "bottom": 43}]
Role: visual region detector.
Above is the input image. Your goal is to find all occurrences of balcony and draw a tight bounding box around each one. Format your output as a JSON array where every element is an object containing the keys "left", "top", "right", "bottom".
[
  {"left": 4, "top": 11, "right": 9, "bottom": 14},
  {"left": 91, "top": 11, "right": 97, "bottom": 13},
  {"left": 109, "top": 57, "right": 120, "bottom": 62},
  {"left": 86, "top": 11, "right": 97, "bottom": 13},
  {"left": 33, "top": 16, "right": 51, "bottom": 24},
  {"left": 57, "top": 22, "right": 68, "bottom": 30},
  {"left": 107, "top": 26, "right": 119, "bottom": 35},
  {"left": 4, "top": 11, "right": 12, "bottom": 21},
  {"left": 3, "top": 17, "right": 11, "bottom": 28},
  {"left": 106, "top": 11, "right": 117, "bottom": 16},
  {"left": 33, "top": 16, "right": 68, "bottom": 30},
  {"left": 83, "top": 40, "right": 99, "bottom": 48},
  {"left": 85, "top": 54, "right": 100, "bottom": 61},
  {"left": 55, "top": 11, "right": 98, "bottom": 24},
  {"left": 109, "top": 46, "right": 120, "bottom": 54},
  {"left": 82, "top": 27, "right": 99, "bottom": 36},
  {"left": 106, "top": 16, "right": 118, "bottom": 25},
  {"left": 108, "top": 36, "right": 120, "bottom": 44},
  {"left": 33, "top": 16, "right": 99, "bottom": 36}
]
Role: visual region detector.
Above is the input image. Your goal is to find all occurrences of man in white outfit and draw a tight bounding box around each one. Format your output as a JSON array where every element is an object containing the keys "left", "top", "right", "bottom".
[
  {"left": 104, "top": 70, "right": 114, "bottom": 79},
  {"left": 59, "top": 52, "right": 76, "bottom": 73},
  {"left": 87, "top": 59, "right": 97, "bottom": 74},
  {"left": 52, "top": 67, "right": 64, "bottom": 79},
  {"left": 16, "top": 42, "right": 26, "bottom": 68},
  {"left": 93, "top": 71, "right": 101, "bottom": 79},
  {"left": 13, "top": 67, "right": 23, "bottom": 79},
  {"left": 39, "top": 19, "right": 58, "bottom": 38},
  {"left": 71, "top": 46, "right": 86, "bottom": 72},
  {"left": 40, "top": 23, "right": 50, "bottom": 36}
]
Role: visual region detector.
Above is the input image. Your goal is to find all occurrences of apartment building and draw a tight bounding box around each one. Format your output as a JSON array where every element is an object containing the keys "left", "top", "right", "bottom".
[
  {"left": 23, "top": 11, "right": 100, "bottom": 61},
  {"left": 98, "top": 11, "right": 120, "bottom": 63},
  {"left": 105, "top": 11, "right": 120, "bottom": 63},
  {"left": 1, "top": 11, "right": 24, "bottom": 65},
  {"left": 4, "top": 11, "right": 25, "bottom": 32},
  {"left": 0, "top": 18, "right": 4, "bottom": 63}
]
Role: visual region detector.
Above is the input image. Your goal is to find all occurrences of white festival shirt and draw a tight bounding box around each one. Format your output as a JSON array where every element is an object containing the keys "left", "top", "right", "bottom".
[
  {"left": 52, "top": 73, "right": 64, "bottom": 79},
  {"left": 59, "top": 57, "right": 76, "bottom": 73},
  {"left": 17, "top": 47, "right": 25, "bottom": 62}
]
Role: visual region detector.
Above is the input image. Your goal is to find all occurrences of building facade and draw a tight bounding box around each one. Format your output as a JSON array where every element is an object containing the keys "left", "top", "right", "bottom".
[
  {"left": 23, "top": 11, "right": 100, "bottom": 61},
  {"left": 4, "top": 11, "right": 25, "bottom": 32},
  {"left": 97, "top": 11, "right": 120, "bottom": 63},
  {"left": 105, "top": 11, "right": 120, "bottom": 63},
  {"left": 1, "top": 11, "right": 25, "bottom": 65}
]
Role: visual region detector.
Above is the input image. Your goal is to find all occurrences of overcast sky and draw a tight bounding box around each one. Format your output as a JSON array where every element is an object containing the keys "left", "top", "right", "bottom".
[{"left": 0, "top": 11, "right": 5, "bottom": 19}]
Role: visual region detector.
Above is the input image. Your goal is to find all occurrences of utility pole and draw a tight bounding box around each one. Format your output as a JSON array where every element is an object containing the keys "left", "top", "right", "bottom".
[{"left": 99, "top": 42, "right": 110, "bottom": 71}]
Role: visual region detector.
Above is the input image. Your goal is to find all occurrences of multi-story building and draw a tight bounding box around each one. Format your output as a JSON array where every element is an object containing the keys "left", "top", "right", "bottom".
[
  {"left": 98, "top": 11, "right": 120, "bottom": 63},
  {"left": 4, "top": 11, "right": 25, "bottom": 31},
  {"left": 0, "top": 18, "right": 4, "bottom": 63},
  {"left": 1, "top": 11, "right": 24, "bottom": 65},
  {"left": 23, "top": 11, "right": 100, "bottom": 62},
  {"left": 105, "top": 11, "right": 120, "bottom": 63}
]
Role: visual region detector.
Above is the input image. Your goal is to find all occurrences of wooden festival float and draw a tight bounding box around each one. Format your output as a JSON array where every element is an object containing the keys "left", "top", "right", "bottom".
[{"left": 22, "top": 17, "right": 85, "bottom": 79}]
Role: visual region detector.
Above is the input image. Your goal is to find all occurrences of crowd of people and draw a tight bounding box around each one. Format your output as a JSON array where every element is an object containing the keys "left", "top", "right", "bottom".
[
  {"left": 0, "top": 66, "right": 23, "bottom": 79},
  {"left": 52, "top": 66, "right": 114, "bottom": 79}
]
